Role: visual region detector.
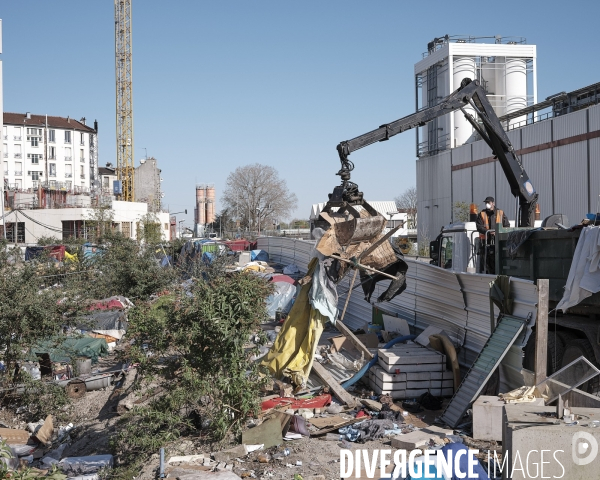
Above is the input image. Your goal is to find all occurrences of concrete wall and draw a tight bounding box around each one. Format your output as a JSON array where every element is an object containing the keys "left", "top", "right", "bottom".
[{"left": 134, "top": 158, "right": 162, "bottom": 212}]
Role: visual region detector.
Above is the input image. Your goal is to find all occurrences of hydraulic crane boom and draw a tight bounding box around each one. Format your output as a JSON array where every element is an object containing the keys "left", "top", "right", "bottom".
[{"left": 333, "top": 78, "right": 538, "bottom": 227}]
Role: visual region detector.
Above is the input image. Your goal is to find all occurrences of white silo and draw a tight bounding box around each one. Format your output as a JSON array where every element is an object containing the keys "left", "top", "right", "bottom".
[
  {"left": 505, "top": 57, "right": 528, "bottom": 127},
  {"left": 452, "top": 56, "right": 477, "bottom": 147}
]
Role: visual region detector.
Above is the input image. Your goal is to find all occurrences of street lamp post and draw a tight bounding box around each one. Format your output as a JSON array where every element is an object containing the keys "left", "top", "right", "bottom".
[{"left": 178, "top": 220, "right": 184, "bottom": 238}]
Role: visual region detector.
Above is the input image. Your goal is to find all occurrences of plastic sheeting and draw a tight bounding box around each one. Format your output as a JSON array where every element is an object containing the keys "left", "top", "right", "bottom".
[
  {"left": 30, "top": 337, "right": 109, "bottom": 364},
  {"left": 266, "top": 282, "right": 297, "bottom": 318},
  {"left": 260, "top": 258, "right": 327, "bottom": 387},
  {"left": 251, "top": 249, "right": 269, "bottom": 262}
]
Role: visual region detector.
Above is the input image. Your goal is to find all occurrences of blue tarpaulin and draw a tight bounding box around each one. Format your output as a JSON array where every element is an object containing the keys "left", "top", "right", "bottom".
[{"left": 251, "top": 250, "right": 269, "bottom": 262}]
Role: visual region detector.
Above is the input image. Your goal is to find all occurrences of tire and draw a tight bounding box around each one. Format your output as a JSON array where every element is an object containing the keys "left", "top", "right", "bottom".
[
  {"left": 556, "top": 330, "right": 579, "bottom": 348},
  {"left": 561, "top": 339, "right": 600, "bottom": 394},
  {"left": 523, "top": 331, "right": 564, "bottom": 375}
]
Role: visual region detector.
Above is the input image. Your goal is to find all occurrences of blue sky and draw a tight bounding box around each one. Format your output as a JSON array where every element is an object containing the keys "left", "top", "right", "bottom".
[{"left": 1, "top": 1, "right": 598, "bottom": 228}]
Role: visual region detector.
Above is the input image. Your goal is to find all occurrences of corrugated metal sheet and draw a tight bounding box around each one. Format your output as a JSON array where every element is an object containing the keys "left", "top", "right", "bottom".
[
  {"left": 589, "top": 104, "right": 600, "bottom": 132},
  {"left": 440, "top": 314, "right": 526, "bottom": 428},
  {"left": 257, "top": 238, "right": 538, "bottom": 391},
  {"left": 506, "top": 128, "right": 522, "bottom": 151},
  {"left": 553, "top": 109, "right": 588, "bottom": 141},
  {"left": 590, "top": 138, "right": 600, "bottom": 213},
  {"left": 472, "top": 140, "right": 493, "bottom": 162},
  {"left": 553, "top": 142, "right": 589, "bottom": 223},
  {"left": 451, "top": 144, "right": 472, "bottom": 166},
  {"left": 472, "top": 163, "right": 496, "bottom": 207},
  {"left": 451, "top": 169, "right": 472, "bottom": 204},
  {"left": 521, "top": 121, "right": 551, "bottom": 148},
  {"left": 521, "top": 150, "right": 553, "bottom": 217},
  {"left": 495, "top": 161, "right": 515, "bottom": 218}
]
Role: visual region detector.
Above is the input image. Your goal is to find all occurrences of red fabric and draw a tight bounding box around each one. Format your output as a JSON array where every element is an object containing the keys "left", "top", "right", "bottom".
[
  {"left": 261, "top": 394, "right": 332, "bottom": 411},
  {"left": 88, "top": 298, "right": 126, "bottom": 311},
  {"left": 223, "top": 240, "right": 251, "bottom": 252},
  {"left": 270, "top": 274, "right": 296, "bottom": 285},
  {"left": 48, "top": 245, "right": 65, "bottom": 261}
]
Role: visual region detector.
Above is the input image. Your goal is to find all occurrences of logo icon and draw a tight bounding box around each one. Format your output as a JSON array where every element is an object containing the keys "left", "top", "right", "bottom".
[{"left": 572, "top": 432, "right": 598, "bottom": 466}]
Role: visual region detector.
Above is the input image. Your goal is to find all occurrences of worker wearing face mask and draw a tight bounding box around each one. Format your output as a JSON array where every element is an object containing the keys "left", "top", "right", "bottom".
[{"left": 476, "top": 196, "right": 509, "bottom": 273}]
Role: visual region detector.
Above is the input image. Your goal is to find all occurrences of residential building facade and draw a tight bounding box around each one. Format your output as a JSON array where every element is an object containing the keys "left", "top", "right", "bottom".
[
  {"left": 2, "top": 113, "right": 98, "bottom": 194},
  {"left": 134, "top": 157, "right": 162, "bottom": 212}
]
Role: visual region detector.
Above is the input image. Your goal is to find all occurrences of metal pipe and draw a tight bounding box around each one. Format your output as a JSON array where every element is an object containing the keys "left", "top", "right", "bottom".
[{"left": 159, "top": 448, "right": 165, "bottom": 478}]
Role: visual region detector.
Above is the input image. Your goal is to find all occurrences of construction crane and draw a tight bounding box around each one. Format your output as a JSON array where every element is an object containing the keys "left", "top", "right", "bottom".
[{"left": 115, "top": 0, "right": 135, "bottom": 201}]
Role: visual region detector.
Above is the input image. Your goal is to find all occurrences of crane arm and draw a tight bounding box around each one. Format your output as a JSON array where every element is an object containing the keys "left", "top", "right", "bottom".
[{"left": 334, "top": 78, "right": 538, "bottom": 227}]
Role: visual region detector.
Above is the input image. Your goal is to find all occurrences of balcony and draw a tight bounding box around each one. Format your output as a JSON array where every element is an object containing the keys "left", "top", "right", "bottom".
[
  {"left": 80, "top": 174, "right": 86, "bottom": 179},
  {"left": 80, "top": 157, "right": 85, "bottom": 163},
  {"left": 3, "top": 153, "right": 7, "bottom": 158},
  {"left": 65, "top": 140, "right": 71, "bottom": 144},
  {"left": 2, "top": 135, "right": 7, "bottom": 140},
  {"left": 14, "top": 171, "right": 22, "bottom": 176},
  {"left": 13, "top": 136, "right": 21, "bottom": 141},
  {"left": 64, "top": 156, "right": 72, "bottom": 162},
  {"left": 65, "top": 173, "right": 73, "bottom": 178},
  {"left": 49, "top": 173, "right": 57, "bottom": 178},
  {"left": 14, "top": 153, "right": 22, "bottom": 159}
]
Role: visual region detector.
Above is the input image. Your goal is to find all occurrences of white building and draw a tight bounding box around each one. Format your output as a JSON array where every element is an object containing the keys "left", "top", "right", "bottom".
[
  {"left": 98, "top": 163, "right": 117, "bottom": 195},
  {"left": 2, "top": 112, "right": 98, "bottom": 194},
  {"left": 415, "top": 35, "right": 536, "bottom": 157},
  {"left": 1, "top": 200, "right": 171, "bottom": 244}
]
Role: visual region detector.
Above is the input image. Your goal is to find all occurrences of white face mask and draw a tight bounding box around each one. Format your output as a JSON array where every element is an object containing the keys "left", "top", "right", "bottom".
[{"left": 485, "top": 203, "right": 492, "bottom": 210}]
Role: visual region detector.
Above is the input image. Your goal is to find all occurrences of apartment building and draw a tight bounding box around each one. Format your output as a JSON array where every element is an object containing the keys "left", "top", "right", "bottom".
[{"left": 2, "top": 113, "right": 98, "bottom": 193}]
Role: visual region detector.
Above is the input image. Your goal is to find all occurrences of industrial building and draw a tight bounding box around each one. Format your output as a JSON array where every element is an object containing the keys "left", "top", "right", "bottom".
[
  {"left": 194, "top": 184, "right": 215, "bottom": 237},
  {"left": 415, "top": 35, "right": 600, "bottom": 239},
  {"left": 2, "top": 113, "right": 98, "bottom": 194}
]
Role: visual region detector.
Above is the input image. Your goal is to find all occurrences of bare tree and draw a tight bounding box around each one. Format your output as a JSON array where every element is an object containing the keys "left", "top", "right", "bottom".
[
  {"left": 222, "top": 164, "right": 298, "bottom": 232},
  {"left": 395, "top": 186, "right": 417, "bottom": 229}
]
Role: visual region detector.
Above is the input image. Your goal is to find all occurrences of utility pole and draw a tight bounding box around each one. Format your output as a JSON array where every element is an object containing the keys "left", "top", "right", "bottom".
[{"left": 115, "top": 0, "right": 135, "bottom": 201}]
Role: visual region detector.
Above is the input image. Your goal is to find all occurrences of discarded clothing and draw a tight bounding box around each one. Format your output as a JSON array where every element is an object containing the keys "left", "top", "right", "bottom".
[
  {"left": 557, "top": 226, "right": 600, "bottom": 311},
  {"left": 339, "top": 419, "right": 401, "bottom": 442},
  {"left": 283, "top": 264, "right": 300, "bottom": 275},
  {"left": 360, "top": 240, "right": 408, "bottom": 303}
]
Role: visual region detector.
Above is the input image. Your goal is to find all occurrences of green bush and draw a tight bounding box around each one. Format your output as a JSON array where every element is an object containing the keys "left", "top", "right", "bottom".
[{"left": 112, "top": 262, "right": 273, "bottom": 466}]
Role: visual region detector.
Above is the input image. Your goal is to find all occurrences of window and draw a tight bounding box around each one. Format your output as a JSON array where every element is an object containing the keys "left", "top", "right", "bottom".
[
  {"left": 65, "top": 164, "right": 72, "bottom": 178},
  {"left": 64, "top": 131, "right": 71, "bottom": 144},
  {"left": 2, "top": 144, "right": 6, "bottom": 158},
  {"left": 26, "top": 128, "right": 41, "bottom": 136},
  {"left": 31, "top": 171, "right": 41, "bottom": 181},
  {"left": 49, "top": 130, "right": 56, "bottom": 143},
  {"left": 49, "top": 147, "right": 56, "bottom": 159},
  {"left": 65, "top": 147, "right": 72, "bottom": 161},
  {"left": 28, "top": 153, "right": 41, "bottom": 164},
  {"left": 80, "top": 132, "right": 85, "bottom": 145},
  {"left": 14, "top": 144, "right": 22, "bottom": 159},
  {"left": 80, "top": 165, "right": 85, "bottom": 178},
  {"left": 80, "top": 149, "right": 85, "bottom": 162},
  {"left": 2, "top": 126, "right": 7, "bottom": 140},
  {"left": 15, "top": 163, "right": 22, "bottom": 176},
  {"left": 15, "top": 179, "right": 22, "bottom": 190},
  {"left": 49, "top": 164, "right": 56, "bottom": 177},
  {"left": 103, "top": 176, "right": 109, "bottom": 188},
  {"left": 66, "top": 181, "right": 72, "bottom": 190},
  {"left": 14, "top": 127, "right": 21, "bottom": 141},
  {"left": 30, "top": 136, "right": 39, "bottom": 147},
  {"left": 440, "top": 236, "right": 454, "bottom": 270},
  {"left": 3, "top": 162, "right": 7, "bottom": 175},
  {"left": 5, "top": 222, "right": 25, "bottom": 243}
]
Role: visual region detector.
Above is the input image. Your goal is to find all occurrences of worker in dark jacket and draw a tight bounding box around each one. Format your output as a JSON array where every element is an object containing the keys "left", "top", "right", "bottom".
[{"left": 476, "top": 196, "right": 509, "bottom": 273}]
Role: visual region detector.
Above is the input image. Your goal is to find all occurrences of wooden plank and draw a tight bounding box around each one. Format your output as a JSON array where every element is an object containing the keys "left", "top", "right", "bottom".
[
  {"left": 311, "top": 361, "right": 357, "bottom": 407},
  {"left": 334, "top": 320, "right": 374, "bottom": 360},
  {"left": 535, "top": 279, "right": 549, "bottom": 384},
  {"left": 311, "top": 418, "right": 362, "bottom": 436}
]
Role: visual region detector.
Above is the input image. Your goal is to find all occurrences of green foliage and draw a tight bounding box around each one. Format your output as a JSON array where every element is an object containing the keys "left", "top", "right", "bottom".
[
  {"left": 36, "top": 236, "right": 61, "bottom": 246},
  {"left": 19, "top": 375, "right": 71, "bottom": 423},
  {"left": 73, "top": 233, "right": 176, "bottom": 300},
  {"left": 85, "top": 205, "right": 115, "bottom": 243},
  {"left": 454, "top": 201, "right": 471, "bottom": 222},
  {"left": 137, "top": 213, "right": 163, "bottom": 245},
  {"left": 112, "top": 261, "right": 273, "bottom": 465},
  {"left": 0, "top": 243, "right": 84, "bottom": 376}
]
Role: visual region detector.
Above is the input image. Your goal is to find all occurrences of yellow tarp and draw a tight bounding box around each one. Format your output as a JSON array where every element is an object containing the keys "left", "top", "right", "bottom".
[{"left": 260, "top": 258, "right": 327, "bottom": 387}]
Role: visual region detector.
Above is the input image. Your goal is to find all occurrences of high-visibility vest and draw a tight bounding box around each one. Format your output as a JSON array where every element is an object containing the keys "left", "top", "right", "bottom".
[{"left": 479, "top": 209, "right": 504, "bottom": 241}]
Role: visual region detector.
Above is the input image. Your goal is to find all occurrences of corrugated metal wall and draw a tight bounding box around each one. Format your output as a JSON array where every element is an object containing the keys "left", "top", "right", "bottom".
[
  {"left": 257, "top": 237, "right": 538, "bottom": 391},
  {"left": 418, "top": 101, "right": 599, "bottom": 239},
  {"left": 553, "top": 142, "right": 589, "bottom": 222}
]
